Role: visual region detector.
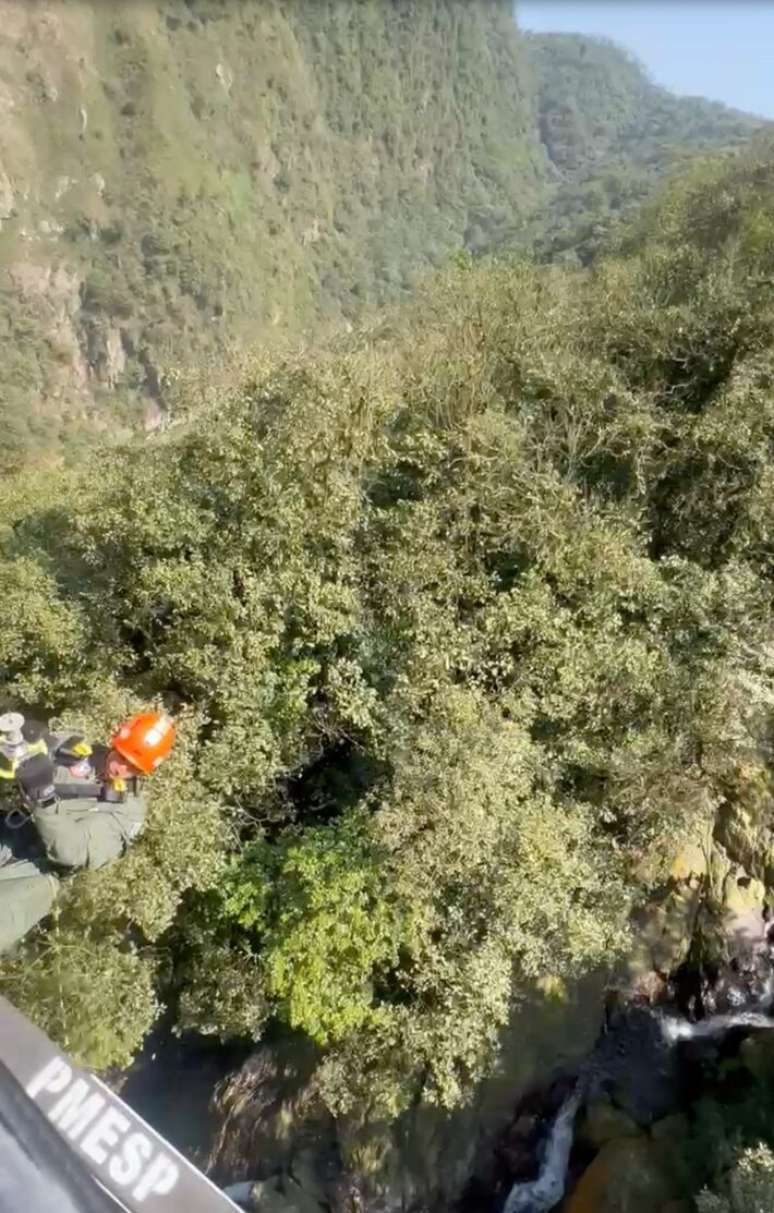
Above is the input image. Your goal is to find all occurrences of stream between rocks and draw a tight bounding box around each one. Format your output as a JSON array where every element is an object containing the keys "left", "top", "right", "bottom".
[
  {"left": 498, "top": 1006, "right": 774, "bottom": 1213},
  {"left": 121, "top": 840, "right": 774, "bottom": 1213},
  {"left": 470, "top": 864, "right": 774, "bottom": 1213}
]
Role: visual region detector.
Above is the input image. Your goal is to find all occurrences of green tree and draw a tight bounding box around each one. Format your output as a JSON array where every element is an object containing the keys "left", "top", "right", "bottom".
[
  {"left": 698, "top": 1145, "right": 774, "bottom": 1212},
  {"left": 222, "top": 810, "right": 408, "bottom": 1046}
]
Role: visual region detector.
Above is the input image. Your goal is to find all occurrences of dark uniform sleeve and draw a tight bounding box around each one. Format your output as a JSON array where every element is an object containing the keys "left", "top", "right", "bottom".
[{"left": 31, "top": 791, "right": 147, "bottom": 872}]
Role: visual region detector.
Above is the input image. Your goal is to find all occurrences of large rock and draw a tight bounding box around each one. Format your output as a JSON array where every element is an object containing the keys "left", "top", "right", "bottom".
[
  {"left": 623, "top": 835, "right": 711, "bottom": 986},
  {"left": 204, "top": 1037, "right": 335, "bottom": 1188},
  {"left": 585, "top": 1008, "right": 681, "bottom": 1127},
  {"left": 233, "top": 1175, "right": 325, "bottom": 1213},
  {"left": 692, "top": 843, "right": 771, "bottom": 1012},
  {"left": 721, "top": 861, "right": 765, "bottom": 928},
  {"left": 288, "top": 1150, "right": 328, "bottom": 1206},
  {"left": 563, "top": 1137, "right": 679, "bottom": 1213},
  {"left": 577, "top": 1099, "right": 641, "bottom": 1149},
  {"left": 668, "top": 842, "right": 709, "bottom": 885},
  {"left": 713, "top": 762, "right": 774, "bottom": 896},
  {"left": 650, "top": 1113, "right": 689, "bottom": 1144},
  {"left": 720, "top": 855, "right": 764, "bottom": 914},
  {"left": 739, "top": 1031, "right": 774, "bottom": 1081}
]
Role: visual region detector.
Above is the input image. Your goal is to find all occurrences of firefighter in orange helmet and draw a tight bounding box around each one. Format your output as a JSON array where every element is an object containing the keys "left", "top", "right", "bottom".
[
  {"left": 108, "top": 711, "right": 177, "bottom": 778},
  {"left": 13, "top": 711, "right": 177, "bottom": 874},
  {"left": 0, "top": 711, "right": 176, "bottom": 952}
]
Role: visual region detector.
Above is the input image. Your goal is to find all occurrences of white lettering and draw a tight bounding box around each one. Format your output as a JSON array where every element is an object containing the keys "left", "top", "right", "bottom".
[
  {"left": 133, "top": 1154, "right": 179, "bottom": 1202},
  {"left": 26, "top": 1057, "right": 72, "bottom": 1100},
  {"left": 49, "top": 1078, "right": 106, "bottom": 1138},
  {"left": 80, "top": 1105, "right": 131, "bottom": 1167},
  {"left": 25, "top": 1057, "right": 184, "bottom": 1205},
  {"left": 110, "top": 1131, "right": 153, "bottom": 1188}
]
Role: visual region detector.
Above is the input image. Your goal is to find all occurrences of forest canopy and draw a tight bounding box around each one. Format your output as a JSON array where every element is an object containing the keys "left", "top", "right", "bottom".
[
  {"left": 0, "top": 1, "right": 765, "bottom": 469},
  {"left": 3, "top": 140, "right": 774, "bottom": 1125}
]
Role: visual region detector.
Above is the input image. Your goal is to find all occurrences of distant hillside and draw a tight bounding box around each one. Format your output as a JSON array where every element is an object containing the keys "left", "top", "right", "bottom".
[
  {"left": 0, "top": 0, "right": 544, "bottom": 467},
  {"left": 521, "top": 32, "right": 768, "bottom": 263},
  {"left": 0, "top": 5, "right": 768, "bottom": 468}
]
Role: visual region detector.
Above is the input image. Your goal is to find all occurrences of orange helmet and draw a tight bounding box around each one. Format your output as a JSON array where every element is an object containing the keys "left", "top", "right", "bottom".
[{"left": 110, "top": 711, "right": 176, "bottom": 776}]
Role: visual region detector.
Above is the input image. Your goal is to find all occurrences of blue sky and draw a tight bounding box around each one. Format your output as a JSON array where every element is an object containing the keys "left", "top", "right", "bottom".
[{"left": 516, "top": 2, "right": 774, "bottom": 119}]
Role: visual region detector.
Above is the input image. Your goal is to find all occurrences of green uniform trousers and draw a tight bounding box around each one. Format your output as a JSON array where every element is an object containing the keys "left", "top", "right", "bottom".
[{"left": 0, "top": 853, "right": 59, "bottom": 954}]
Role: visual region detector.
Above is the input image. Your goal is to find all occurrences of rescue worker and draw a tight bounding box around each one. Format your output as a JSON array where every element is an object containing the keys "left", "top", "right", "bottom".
[{"left": 0, "top": 711, "right": 175, "bottom": 953}]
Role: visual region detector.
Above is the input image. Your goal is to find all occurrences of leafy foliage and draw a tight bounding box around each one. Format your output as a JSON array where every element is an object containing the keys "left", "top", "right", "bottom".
[
  {"left": 517, "top": 32, "right": 767, "bottom": 264},
  {"left": 0, "top": 4, "right": 764, "bottom": 464},
  {"left": 222, "top": 810, "right": 407, "bottom": 1047},
  {"left": 697, "top": 1144, "right": 774, "bottom": 1213},
  {"left": 685, "top": 1055, "right": 774, "bottom": 1211},
  {"left": 3, "top": 138, "right": 774, "bottom": 1121},
  {"left": 0, "top": 926, "right": 159, "bottom": 1071}
]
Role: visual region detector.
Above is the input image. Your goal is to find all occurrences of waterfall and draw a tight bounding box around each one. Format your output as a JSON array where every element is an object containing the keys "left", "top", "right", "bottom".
[
  {"left": 659, "top": 1010, "right": 774, "bottom": 1043},
  {"left": 499, "top": 1006, "right": 774, "bottom": 1213},
  {"left": 501, "top": 1087, "right": 582, "bottom": 1213}
]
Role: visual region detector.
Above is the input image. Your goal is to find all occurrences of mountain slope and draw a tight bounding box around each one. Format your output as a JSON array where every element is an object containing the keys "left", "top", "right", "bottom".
[
  {"left": 0, "top": 5, "right": 768, "bottom": 469},
  {"left": 4, "top": 133, "right": 774, "bottom": 1121},
  {"left": 0, "top": 0, "right": 545, "bottom": 466},
  {"left": 522, "top": 32, "right": 768, "bottom": 262}
]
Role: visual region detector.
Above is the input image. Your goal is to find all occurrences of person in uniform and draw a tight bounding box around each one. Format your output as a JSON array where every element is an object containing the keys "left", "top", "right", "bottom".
[{"left": 0, "top": 712, "right": 175, "bottom": 953}]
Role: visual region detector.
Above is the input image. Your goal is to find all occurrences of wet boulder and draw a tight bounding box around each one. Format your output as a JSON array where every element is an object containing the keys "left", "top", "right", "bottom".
[
  {"left": 227, "top": 1174, "right": 326, "bottom": 1213},
  {"left": 585, "top": 1008, "right": 684, "bottom": 1127},
  {"left": 623, "top": 839, "right": 710, "bottom": 992},
  {"left": 577, "top": 1098, "right": 641, "bottom": 1150},
  {"left": 562, "top": 1137, "right": 679, "bottom": 1213},
  {"left": 713, "top": 762, "right": 774, "bottom": 886},
  {"left": 739, "top": 1030, "right": 774, "bottom": 1080}
]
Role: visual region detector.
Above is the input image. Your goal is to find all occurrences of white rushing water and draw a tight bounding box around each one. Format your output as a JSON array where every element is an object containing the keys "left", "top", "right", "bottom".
[
  {"left": 659, "top": 1009, "right": 774, "bottom": 1043},
  {"left": 500, "top": 1004, "right": 774, "bottom": 1213},
  {"left": 501, "top": 1087, "right": 583, "bottom": 1213}
]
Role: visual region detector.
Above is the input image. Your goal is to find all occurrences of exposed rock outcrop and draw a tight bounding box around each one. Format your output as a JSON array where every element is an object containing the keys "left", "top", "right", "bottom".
[{"left": 563, "top": 1136, "right": 680, "bottom": 1213}]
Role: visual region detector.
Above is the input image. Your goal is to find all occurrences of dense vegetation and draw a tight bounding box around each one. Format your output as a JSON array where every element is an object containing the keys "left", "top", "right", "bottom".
[
  {"left": 3, "top": 139, "right": 774, "bottom": 1167},
  {"left": 0, "top": 1, "right": 765, "bottom": 471},
  {"left": 519, "top": 32, "right": 766, "bottom": 264},
  {"left": 693, "top": 1069, "right": 774, "bottom": 1211},
  {"left": 698, "top": 1145, "right": 774, "bottom": 1212},
  {"left": 0, "top": 0, "right": 543, "bottom": 468},
  {"left": 4, "top": 5, "right": 774, "bottom": 1201}
]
